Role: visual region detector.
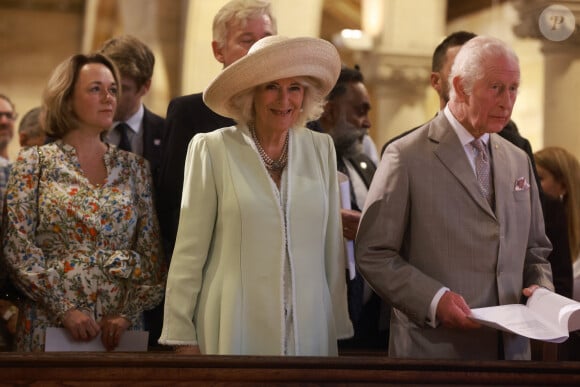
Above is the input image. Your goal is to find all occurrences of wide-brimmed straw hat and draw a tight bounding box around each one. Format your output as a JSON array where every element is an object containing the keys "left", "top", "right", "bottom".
[{"left": 203, "top": 35, "right": 341, "bottom": 119}]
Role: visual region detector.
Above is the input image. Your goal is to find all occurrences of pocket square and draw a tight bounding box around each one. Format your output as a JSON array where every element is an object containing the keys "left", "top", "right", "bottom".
[{"left": 514, "top": 177, "right": 530, "bottom": 191}]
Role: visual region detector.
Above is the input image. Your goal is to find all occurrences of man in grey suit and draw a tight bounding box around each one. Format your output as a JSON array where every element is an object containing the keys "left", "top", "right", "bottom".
[{"left": 355, "top": 36, "right": 553, "bottom": 360}]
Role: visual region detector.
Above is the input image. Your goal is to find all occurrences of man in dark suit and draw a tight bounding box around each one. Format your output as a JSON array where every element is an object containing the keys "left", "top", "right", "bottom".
[
  {"left": 99, "top": 35, "right": 165, "bottom": 182},
  {"left": 156, "top": 0, "right": 276, "bottom": 260},
  {"left": 99, "top": 35, "right": 166, "bottom": 349},
  {"left": 309, "top": 66, "right": 388, "bottom": 352}
]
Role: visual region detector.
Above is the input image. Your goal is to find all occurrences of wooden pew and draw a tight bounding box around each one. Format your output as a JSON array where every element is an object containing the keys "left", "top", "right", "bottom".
[{"left": 2, "top": 352, "right": 580, "bottom": 386}]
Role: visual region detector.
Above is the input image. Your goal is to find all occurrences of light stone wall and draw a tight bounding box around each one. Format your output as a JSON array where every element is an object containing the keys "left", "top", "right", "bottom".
[
  {"left": 1, "top": 8, "right": 83, "bottom": 161},
  {"left": 352, "top": 0, "right": 447, "bottom": 149}
]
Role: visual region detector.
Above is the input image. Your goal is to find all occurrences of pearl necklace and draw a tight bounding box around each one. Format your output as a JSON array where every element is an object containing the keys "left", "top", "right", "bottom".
[{"left": 250, "top": 124, "right": 289, "bottom": 172}]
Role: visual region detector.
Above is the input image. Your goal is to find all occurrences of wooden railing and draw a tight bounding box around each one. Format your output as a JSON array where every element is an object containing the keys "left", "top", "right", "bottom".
[{"left": 2, "top": 352, "right": 580, "bottom": 386}]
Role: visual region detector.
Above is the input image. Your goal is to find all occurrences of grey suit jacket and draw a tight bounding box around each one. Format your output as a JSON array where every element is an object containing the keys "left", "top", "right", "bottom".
[{"left": 355, "top": 112, "right": 553, "bottom": 360}]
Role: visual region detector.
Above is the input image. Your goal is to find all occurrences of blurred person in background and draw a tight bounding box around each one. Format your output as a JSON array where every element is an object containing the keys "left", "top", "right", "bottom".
[
  {"left": 534, "top": 147, "right": 580, "bottom": 296},
  {"left": 0, "top": 94, "right": 17, "bottom": 166},
  {"left": 18, "top": 107, "right": 47, "bottom": 147},
  {"left": 534, "top": 146, "right": 580, "bottom": 360}
]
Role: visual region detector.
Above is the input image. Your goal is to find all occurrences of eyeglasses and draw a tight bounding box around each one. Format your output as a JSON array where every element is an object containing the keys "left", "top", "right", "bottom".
[{"left": 0, "top": 111, "right": 17, "bottom": 121}]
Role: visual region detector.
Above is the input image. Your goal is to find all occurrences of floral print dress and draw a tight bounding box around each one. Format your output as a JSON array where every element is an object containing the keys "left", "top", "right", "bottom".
[{"left": 2, "top": 141, "right": 166, "bottom": 352}]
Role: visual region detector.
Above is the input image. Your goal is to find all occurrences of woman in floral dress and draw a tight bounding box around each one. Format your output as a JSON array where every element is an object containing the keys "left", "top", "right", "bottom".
[{"left": 1, "top": 53, "right": 165, "bottom": 352}]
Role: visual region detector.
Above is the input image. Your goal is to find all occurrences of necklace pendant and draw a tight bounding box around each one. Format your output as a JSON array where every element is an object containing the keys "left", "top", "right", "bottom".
[{"left": 271, "top": 160, "right": 282, "bottom": 171}]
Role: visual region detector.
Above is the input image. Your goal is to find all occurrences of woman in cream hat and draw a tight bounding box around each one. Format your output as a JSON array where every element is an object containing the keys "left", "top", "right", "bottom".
[{"left": 159, "top": 36, "right": 353, "bottom": 355}]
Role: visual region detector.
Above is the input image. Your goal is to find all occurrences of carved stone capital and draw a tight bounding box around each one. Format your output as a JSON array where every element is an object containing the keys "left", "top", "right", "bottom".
[
  {"left": 354, "top": 49, "right": 431, "bottom": 98},
  {"left": 513, "top": 0, "right": 580, "bottom": 46}
]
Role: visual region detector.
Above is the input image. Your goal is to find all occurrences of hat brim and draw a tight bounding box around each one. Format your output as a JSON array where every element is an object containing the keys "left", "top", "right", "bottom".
[{"left": 203, "top": 36, "right": 341, "bottom": 119}]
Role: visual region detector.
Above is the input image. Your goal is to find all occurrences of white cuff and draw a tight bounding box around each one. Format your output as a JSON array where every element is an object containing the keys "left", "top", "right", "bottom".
[{"left": 427, "top": 287, "right": 449, "bottom": 328}]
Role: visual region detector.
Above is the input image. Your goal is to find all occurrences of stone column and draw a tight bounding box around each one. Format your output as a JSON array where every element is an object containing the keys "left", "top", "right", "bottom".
[
  {"left": 118, "top": 0, "right": 171, "bottom": 116},
  {"left": 181, "top": 0, "right": 226, "bottom": 95},
  {"left": 346, "top": 0, "right": 447, "bottom": 148},
  {"left": 513, "top": 0, "right": 580, "bottom": 159},
  {"left": 271, "top": 0, "right": 323, "bottom": 37}
]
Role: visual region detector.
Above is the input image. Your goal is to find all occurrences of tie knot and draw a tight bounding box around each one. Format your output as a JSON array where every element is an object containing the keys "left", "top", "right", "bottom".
[
  {"left": 116, "top": 122, "right": 131, "bottom": 132},
  {"left": 470, "top": 138, "right": 486, "bottom": 153},
  {"left": 116, "top": 122, "right": 132, "bottom": 152}
]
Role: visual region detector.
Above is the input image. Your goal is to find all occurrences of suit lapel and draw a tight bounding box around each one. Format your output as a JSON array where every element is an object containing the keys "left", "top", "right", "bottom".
[
  {"left": 430, "top": 114, "right": 496, "bottom": 218},
  {"left": 489, "top": 134, "right": 510, "bottom": 220},
  {"left": 142, "top": 109, "right": 150, "bottom": 159},
  {"left": 141, "top": 108, "right": 160, "bottom": 160}
]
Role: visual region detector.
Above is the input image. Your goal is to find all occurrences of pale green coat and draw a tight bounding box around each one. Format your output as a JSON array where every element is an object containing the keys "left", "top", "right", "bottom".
[{"left": 159, "top": 125, "right": 353, "bottom": 355}]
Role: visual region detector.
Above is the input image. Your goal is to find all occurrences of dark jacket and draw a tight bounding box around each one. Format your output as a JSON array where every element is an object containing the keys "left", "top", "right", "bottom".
[{"left": 156, "top": 93, "right": 234, "bottom": 258}]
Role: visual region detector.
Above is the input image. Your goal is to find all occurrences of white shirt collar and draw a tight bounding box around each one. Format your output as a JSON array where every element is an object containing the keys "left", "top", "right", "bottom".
[
  {"left": 443, "top": 104, "right": 489, "bottom": 146},
  {"left": 113, "top": 104, "right": 144, "bottom": 134}
]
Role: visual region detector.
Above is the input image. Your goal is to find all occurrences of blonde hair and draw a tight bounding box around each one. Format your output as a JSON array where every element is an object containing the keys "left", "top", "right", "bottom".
[{"left": 535, "top": 146, "right": 580, "bottom": 261}]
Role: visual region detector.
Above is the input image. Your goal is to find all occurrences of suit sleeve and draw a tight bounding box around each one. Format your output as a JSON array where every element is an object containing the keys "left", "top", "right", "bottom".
[
  {"left": 158, "top": 134, "right": 217, "bottom": 346},
  {"left": 156, "top": 98, "right": 191, "bottom": 258},
  {"left": 522, "top": 157, "right": 554, "bottom": 291},
  {"left": 355, "top": 144, "right": 444, "bottom": 326}
]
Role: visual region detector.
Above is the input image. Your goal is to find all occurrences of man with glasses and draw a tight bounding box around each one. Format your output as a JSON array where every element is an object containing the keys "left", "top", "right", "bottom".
[{"left": 0, "top": 94, "right": 16, "bottom": 166}]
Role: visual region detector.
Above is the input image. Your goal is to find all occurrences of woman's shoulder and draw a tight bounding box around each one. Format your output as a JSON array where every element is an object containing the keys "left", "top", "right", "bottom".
[
  {"left": 34, "top": 140, "right": 68, "bottom": 159},
  {"left": 16, "top": 145, "right": 39, "bottom": 159},
  {"left": 14, "top": 144, "right": 51, "bottom": 165},
  {"left": 191, "top": 125, "right": 238, "bottom": 147},
  {"left": 196, "top": 125, "right": 236, "bottom": 138}
]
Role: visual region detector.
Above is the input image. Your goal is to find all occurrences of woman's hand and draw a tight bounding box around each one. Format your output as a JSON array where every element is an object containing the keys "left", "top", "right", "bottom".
[
  {"left": 100, "top": 315, "right": 131, "bottom": 351},
  {"left": 174, "top": 345, "right": 201, "bottom": 355},
  {"left": 0, "top": 300, "right": 19, "bottom": 335},
  {"left": 62, "top": 308, "right": 100, "bottom": 341}
]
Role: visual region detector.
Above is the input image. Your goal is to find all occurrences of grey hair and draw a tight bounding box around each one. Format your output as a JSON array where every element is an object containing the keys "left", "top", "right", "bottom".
[
  {"left": 448, "top": 36, "right": 519, "bottom": 101},
  {"left": 229, "top": 76, "right": 326, "bottom": 128},
  {"left": 212, "top": 0, "right": 277, "bottom": 50}
]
